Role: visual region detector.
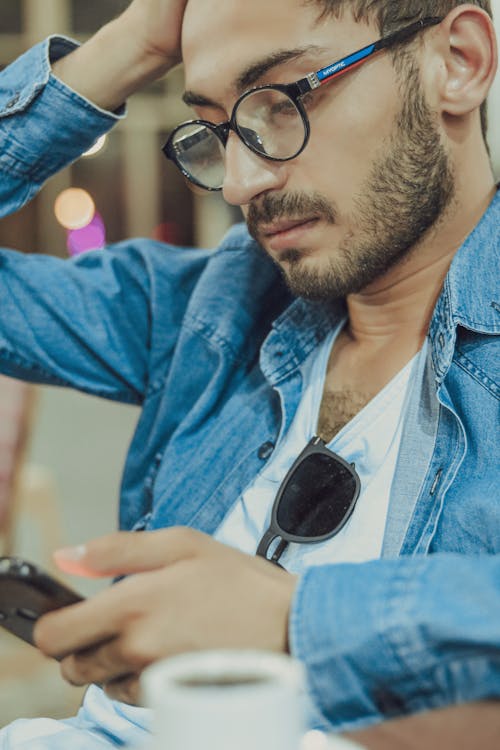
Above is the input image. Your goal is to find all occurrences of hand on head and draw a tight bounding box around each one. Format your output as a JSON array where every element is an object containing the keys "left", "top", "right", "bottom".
[{"left": 122, "top": 0, "right": 190, "bottom": 67}]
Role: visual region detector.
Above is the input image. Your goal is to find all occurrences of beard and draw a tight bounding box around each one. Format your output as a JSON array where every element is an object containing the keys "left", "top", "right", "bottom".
[{"left": 246, "top": 71, "right": 455, "bottom": 302}]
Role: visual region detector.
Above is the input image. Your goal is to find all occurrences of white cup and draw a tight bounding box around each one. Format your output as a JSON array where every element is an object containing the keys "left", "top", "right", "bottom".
[{"left": 141, "top": 649, "right": 306, "bottom": 750}]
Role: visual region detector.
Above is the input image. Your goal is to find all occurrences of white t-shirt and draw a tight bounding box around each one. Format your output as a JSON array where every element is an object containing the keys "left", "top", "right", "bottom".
[{"left": 215, "top": 323, "right": 424, "bottom": 574}]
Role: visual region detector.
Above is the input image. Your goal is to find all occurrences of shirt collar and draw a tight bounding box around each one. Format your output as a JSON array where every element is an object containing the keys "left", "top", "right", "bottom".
[
  {"left": 430, "top": 187, "right": 500, "bottom": 381},
  {"left": 260, "top": 297, "right": 345, "bottom": 384}
]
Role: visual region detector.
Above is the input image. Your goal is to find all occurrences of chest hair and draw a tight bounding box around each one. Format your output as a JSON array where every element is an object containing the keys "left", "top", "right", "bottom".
[{"left": 317, "top": 388, "right": 373, "bottom": 443}]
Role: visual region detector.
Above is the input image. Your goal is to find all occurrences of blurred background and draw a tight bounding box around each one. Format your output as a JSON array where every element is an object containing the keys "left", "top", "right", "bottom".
[{"left": 0, "top": 0, "right": 240, "bottom": 727}]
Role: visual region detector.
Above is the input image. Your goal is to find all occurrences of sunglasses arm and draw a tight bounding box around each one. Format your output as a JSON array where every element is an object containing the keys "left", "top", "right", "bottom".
[
  {"left": 270, "top": 538, "right": 289, "bottom": 563},
  {"left": 256, "top": 528, "right": 278, "bottom": 558},
  {"left": 256, "top": 529, "right": 290, "bottom": 563}
]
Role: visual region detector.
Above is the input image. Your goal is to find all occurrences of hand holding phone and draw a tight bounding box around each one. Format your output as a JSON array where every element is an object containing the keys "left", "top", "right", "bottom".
[{"left": 0, "top": 557, "right": 84, "bottom": 650}]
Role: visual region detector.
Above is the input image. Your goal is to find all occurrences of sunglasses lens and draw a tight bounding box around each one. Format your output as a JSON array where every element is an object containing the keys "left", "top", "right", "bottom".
[{"left": 276, "top": 454, "right": 357, "bottom": 537}]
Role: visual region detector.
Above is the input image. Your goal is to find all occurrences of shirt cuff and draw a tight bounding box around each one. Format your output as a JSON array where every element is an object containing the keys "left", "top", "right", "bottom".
[
  {"left": 0, "top": 36, "right": 124, "bottom": 184},
  {"left": 289, "top": 555, "right": 500, "bottom": 732},
  {"left": 289, "top": 557, "right": 438, "bottom": 732}
]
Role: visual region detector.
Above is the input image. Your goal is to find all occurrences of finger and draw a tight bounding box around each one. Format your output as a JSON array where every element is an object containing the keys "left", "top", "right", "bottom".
[
  {"left": 35, "top": 561, "right": 186, "bottom": 658},
  {"left": 54, "top": 527, "right": 210, "bottom": 578},
  {"left": 52, "top": 544, "right": 108, "bottom": 578},
  {"left": 104, "top": 673, "right": 142, "bottom": 706},
  {"left": 59, "top": 637, "right": 135, "bottom": 687},
  {"left": 34, "top": 577, "right": 141, "bottom": 657}
]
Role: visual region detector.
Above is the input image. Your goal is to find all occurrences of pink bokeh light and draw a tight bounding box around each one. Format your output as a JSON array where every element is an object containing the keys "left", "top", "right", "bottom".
[{"left": 67, "top": 212, "right": 106, "bottom": 256}]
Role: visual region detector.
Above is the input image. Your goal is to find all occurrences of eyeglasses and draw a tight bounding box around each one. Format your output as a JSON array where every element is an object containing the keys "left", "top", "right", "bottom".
[
  {"left": 162, "top": 17, "right": 442, "bottom": 191},
  {"left": 255, "top": 436, "right": 361, "bottom": 565}
]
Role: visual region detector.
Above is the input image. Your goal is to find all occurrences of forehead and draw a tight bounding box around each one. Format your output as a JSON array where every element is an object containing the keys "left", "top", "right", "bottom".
[{"left": 182, "top": 0, "right": 333, "bottom": 94}]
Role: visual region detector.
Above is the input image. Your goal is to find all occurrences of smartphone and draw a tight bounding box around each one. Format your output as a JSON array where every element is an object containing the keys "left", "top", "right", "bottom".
[{"left": 0, "top": 556, "right": 84, "bottom": 649}]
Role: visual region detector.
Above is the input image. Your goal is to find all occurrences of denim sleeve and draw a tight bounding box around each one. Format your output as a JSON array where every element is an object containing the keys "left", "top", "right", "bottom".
[
  {"left": 0, "top": 36, "right": 123, "bottom": 214},
  {"left": 290, "top": 553, "right": 500, "bottom": 732},
  {"left": 0, "top": 241, "right": 157, "bottom": 403},
  {"left": 0, "top": 232, "right": 213, "bottom": 402},
  {"left": 0, "top": 39, "right": 172, "bottom": 403}
]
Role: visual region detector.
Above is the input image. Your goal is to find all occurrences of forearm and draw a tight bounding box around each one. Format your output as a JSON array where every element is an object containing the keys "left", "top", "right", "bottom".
[
  {"left": 0, "top": 39, "right": 122, "bottom": 219},
  {"left": 51, "top": 15, "right": 174, "bottom": 113},
  {"left": 0, "top": 2, "right": 184, "bottom": 214}
]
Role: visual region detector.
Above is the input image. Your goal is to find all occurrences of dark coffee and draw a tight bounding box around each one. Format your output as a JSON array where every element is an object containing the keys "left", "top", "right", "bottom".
[{"left": 175, "top": 673, "right": 275, "bottom": 689}]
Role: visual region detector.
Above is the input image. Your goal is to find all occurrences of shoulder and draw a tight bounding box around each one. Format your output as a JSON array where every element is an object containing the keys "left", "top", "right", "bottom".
[
  {"left": 99, "top": 224, "right": 289, "bottom": 332},
  {"left": 100, "top": 223, "right": 266, "bottom": 275}
]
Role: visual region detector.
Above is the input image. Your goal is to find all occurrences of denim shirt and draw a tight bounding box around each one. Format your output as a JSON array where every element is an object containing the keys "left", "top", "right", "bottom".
[{"left": 0, "top": 38, "right": 499, "bottom": 744}]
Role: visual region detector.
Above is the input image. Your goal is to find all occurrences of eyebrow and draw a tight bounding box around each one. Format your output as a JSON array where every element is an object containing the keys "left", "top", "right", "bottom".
[{"left": 182, "top": 44, "right": 327, "bottom": 109}]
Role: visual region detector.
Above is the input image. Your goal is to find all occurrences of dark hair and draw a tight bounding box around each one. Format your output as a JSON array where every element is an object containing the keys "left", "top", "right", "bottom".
[{"left": 308, "top": 1, "right": 493, "bottom": 141}]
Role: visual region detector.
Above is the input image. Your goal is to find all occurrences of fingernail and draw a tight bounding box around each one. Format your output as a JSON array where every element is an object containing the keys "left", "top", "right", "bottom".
[{"left": 54, "top": 544, "right": 87, "bottom": 562}]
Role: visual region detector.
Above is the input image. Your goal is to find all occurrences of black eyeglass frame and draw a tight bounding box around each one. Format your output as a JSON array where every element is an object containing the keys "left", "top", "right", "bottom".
[
  {"left": 163, "top": 16, "right": 443, "bottom": 191},
  {"left": 256, "top": 436, "right": 361, "bottom": 565}
]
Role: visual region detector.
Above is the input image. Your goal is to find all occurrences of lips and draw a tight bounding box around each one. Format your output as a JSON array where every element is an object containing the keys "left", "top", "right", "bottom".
[
  {"left": 262, "top": 217, "right": 318, "bottom": 238},
  {"left": 259, "top": 217, "right": 321, "bottom": 255}
]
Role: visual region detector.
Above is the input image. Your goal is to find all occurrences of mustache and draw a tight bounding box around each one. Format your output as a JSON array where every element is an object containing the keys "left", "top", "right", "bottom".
[{"left": 246, "top": 192, "right": 337, "bottom": 241}]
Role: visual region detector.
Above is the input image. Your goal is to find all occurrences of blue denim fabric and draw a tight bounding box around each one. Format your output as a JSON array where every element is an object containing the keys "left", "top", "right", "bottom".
[{"left": 0, "top": 38, "right": 499, "bottom": 744}]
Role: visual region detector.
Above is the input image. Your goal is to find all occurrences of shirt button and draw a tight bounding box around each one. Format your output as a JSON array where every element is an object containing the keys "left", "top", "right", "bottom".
[
  {"left": 5, "top": 93, "right": 20, "bottom": 109},
  {"left": 258, "top": 441, "right": 275, "bottom": 460}
]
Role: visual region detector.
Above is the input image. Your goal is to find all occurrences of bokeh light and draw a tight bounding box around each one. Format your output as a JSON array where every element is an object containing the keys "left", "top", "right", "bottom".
[
  {"left": 54, "top": 188, "right": 96, "bottom": 230},
  {"left": 67, "top": 212, "right": 106, "bottom": 257},
  {"left": 83, "top": 134, "right": 107, "bottom": 158}
]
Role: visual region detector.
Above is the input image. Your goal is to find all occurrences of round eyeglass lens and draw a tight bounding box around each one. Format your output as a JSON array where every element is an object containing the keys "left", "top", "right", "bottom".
[
  {"left": 276, "top": 454, "right": 357, "bottom": 538},
  {"left": 235, "top": 88, "right": 306, "bottom": 160},
  {"left": 171, "top": 123, "right": 225, "bottom": 189}
]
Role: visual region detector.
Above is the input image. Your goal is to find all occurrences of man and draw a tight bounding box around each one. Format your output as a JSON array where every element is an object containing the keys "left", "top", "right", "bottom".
[{"left": 0, "top": 0, "right": 499, "bottom": 747}]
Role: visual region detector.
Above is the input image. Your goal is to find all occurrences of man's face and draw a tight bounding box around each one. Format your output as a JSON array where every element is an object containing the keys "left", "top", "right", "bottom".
[{"left": 181, "top": 0, "right": 454, "bottom": 301}]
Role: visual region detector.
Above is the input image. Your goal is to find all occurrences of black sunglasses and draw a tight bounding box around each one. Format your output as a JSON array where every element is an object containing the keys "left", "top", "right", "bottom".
[{"left": 256, "top": 437, "right": 361, "bottom": 565}]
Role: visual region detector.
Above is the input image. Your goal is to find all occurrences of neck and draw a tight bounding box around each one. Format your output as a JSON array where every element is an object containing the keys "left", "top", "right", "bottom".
[{"left": 345, "top": 179, "right": 496, "bottom": 348}]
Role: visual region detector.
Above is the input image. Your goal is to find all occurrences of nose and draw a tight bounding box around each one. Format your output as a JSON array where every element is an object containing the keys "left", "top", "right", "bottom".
[{"left": 222, "top": 132, "right": 287, "bottom": 207}]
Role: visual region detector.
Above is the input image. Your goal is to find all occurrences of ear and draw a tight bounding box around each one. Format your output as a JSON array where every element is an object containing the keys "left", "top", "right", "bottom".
[{"left": 436, "top": 5, "right": 498, "bottom": 119}]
